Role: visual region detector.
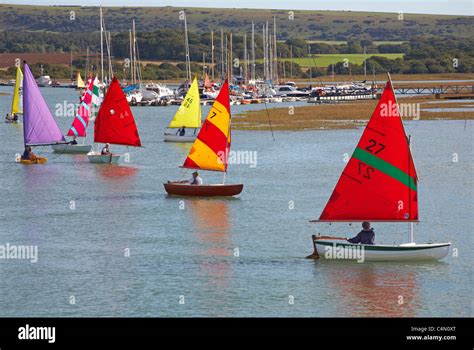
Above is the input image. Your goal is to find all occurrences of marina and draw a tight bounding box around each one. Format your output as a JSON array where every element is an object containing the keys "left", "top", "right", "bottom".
[{"left": 0, "top": 1, "right": 472, "bottom": 326}]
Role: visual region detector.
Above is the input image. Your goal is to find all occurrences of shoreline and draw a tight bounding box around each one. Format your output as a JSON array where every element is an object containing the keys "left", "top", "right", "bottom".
[{"left": 234, "top": 94, "right": 474, "bottom": 131}]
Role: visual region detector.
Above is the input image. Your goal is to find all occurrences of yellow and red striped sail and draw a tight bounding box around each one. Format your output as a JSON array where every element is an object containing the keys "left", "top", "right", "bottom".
[{"left": 182, "top": 79, "right": 231, "bottom": 172}]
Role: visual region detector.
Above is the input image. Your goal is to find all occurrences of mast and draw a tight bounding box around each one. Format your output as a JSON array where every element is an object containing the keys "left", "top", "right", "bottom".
[
  {"left": 70, "top": 50, "right": 73, "bottom": 82},
  {"left": 85, "top": 46, "right": 89, "bottom": 78},
  {"left": 183, "top": 11, "right": 191, "bottom": 82},
  {"left": 100, "top": 6, "right": 104, "bottom": 83},
  {"left": 251, "top": 22, "right": 255, "bottom": 82},
  {"left": 364, "top": 46, "right": 367, "bottom": 81},
  {"left": 229, "top": 33, "right": 233, "bottom": 84},
  {"left": 266, "top": 22, "right": 270, "bottom": 81},
  {"left": 107, "top": 31, "right": 113, "bottom": 80},
  {"left": 129, "top": 29, "right": 133, "bottom": 84},
  {"left": 262, "top": 25, "right": 266, "bottom": 81},
  {"left": 269, "top": 33, "right": 273, "bottom": 82},
  {"left": 132, "top": 19, "right": 137, "bottom": 85},
  {"left": 273, "top": 16, "right": 278, "bottom": 83},
  {"left": 224, "top": 35, "right": 228, "bottom": 82},
  {"left": 211, "top": 30, "right": 215, "bottom": 81},
  {"left": 243, "top": 33, "right": 247, "bottom": 83},
  {"left": 220, "top": 28, "right": 224, "bottom": 81},
  {"left": 202, "top": 52, "right": 206, "bottom": 79},
  {"left": 290, "top": 45, "right": 293, "bottom": 79}
]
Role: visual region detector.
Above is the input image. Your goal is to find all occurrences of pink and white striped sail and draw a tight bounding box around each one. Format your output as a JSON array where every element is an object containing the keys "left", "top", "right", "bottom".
[{"left": 67, "top": 77, "right": 94, "bottom": 138}]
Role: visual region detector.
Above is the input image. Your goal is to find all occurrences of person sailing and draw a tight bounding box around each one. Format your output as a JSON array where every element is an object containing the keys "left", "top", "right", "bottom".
[
  {"left": 21, "top": 145, "right": 37, "bottom": 162},
  {"left": 176, "top": 126, "right": 186, "bottom": 136},
  {"left": 101, "top": 143, "right": 112, "bottom": 155},
  {"left": 173, "top": 171, "right": 203, "bottom": 185},
  {"left": 346, "top": 222, "right": 375, "bottom": 245}
]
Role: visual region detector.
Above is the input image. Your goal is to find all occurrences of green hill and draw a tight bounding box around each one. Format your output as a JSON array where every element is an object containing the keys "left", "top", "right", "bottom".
[{"left": 0, "top": 4, "right": 472, "bottom": 41}]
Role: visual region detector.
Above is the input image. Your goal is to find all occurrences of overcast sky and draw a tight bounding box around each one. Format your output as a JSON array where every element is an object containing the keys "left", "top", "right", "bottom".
[{"left": 0, "top": 0, "right": 472, "bottom": 15}]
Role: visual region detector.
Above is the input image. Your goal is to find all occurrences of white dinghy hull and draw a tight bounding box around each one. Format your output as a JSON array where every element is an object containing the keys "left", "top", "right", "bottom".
[
  {"left": 164, "top": 132, "right": 197, "bottom": 143},
  {"left": 87, "top": 151, "right": 121, "bottom": 164},
  {"left": 52, "top": 143, "right": 92, "bottom": 154},
  {"left": 311, "top": 237, "right": 450, "bottom": 262}
]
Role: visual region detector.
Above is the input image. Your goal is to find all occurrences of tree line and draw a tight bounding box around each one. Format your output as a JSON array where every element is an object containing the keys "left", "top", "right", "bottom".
[{"left": 0, "top": 31, "right": 472, "bottom": 80}]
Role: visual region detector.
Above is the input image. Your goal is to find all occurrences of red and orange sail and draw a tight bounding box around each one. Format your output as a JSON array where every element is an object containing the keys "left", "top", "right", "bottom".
[
  {"left": 94, "top": 77, "right": 142, "bottom": 147},
  {"left": 182, "top": 79, "right": 231, "bottom": 172},
  {"left": 318, "top": 80, "right": 418, "bottom": 222}
]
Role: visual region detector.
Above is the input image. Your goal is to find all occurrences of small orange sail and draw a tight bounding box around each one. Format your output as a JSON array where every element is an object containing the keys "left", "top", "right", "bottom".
[
  {"left": 204, "top": 73, "right": 212, "bottom": 90},
  {"left": 182, "top": 79, "right": 231, "bottom": 172}
]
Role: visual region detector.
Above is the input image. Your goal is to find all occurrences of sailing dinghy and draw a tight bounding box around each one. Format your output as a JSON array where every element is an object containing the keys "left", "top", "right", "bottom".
[
  {"left": 308, "top": 74, "right": 450, "bottom": 261},
  {"left": 8, "top": 65, "right": 23, "bottom": 123},
  {"left": 164, "top": 79, "right": 243, "bottom": 197},
  {"left": 20, "top": 62, "right": 67, "bottom": 164},
  {"left": 52, "top": 77, "right": 95, "bottom": 154},
  {"left": 164, "top": 77, "right": 201, "bottom": 142},
  {"left": 87, "top": 77, "right": 142, "bottom": 164},
  {"left": 76, "top": 72, "right": 86, "bottom": 90}
]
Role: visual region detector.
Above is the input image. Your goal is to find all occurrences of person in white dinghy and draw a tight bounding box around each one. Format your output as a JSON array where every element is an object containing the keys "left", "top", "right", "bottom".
[
  {"left": 346, "top": 222, "right": 375, "bottom": 245},
  {"left": 101, "top": 143, "right": 112, "bottom": 156}
]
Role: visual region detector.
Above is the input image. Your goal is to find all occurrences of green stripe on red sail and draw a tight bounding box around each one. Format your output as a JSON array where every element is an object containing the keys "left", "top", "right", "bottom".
[
  {"left": 318, "top": 80, "right": 419, "bottom": 222},
  {"left": 353, "top": 148, "right": 417, "bottom": 191}
]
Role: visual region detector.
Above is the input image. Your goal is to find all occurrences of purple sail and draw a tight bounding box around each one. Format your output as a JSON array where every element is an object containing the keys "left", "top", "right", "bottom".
[{"left": 22, "top": 63, "right": 65, "bottom": 146}]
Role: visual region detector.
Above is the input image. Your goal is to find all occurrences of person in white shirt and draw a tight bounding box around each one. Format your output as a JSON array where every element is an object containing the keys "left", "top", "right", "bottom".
[
  {"left": 188, "top": 171, "right": 203, "bottom": 185},
  {"left": 101, "top": 143, "right": 111, "bottom": 155},
  {"left": 172, "top": 171, "right": 203, "bottom": 185}
]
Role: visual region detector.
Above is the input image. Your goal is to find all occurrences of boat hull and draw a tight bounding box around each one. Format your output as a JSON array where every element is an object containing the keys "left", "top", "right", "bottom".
[
  {"left": 52, "top": 144, "right": 92, "bottom": 154},
  {"left": 311, "top": 237, "right": 450, "bottom": 261},
  {"left": 164, "top": 133, "right": 197, "bottom": 143},
  {"left": 20, "top": 157, "right": 47, "bottom": 165},
  {"left": 87, "top": 152, "right": 121, "bottom": 164},
  {"left": 164, "top": 182, "right": 243, "bottom": 197}
]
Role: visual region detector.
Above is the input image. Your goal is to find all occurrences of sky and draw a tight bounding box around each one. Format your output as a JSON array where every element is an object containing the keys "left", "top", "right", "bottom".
[{"left": 0, "top": 0, "right": 472, "bottom": 16}]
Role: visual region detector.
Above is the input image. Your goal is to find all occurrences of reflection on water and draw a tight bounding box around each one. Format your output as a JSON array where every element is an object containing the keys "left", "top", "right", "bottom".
[
  {"left": 0, "top": 84, "right": 471, "bottom": 317},
  {"left": 92, "top": 164, "right": 139, "bottom": 180},
  {"left": 167, "top": 142, "right": 193, "bottom": 158},
  {"left": 187, "top": 199, "right": 232, "bottom": 289},
  {"left": 322, "top": 262, "right": 418, "bottom": 317}
]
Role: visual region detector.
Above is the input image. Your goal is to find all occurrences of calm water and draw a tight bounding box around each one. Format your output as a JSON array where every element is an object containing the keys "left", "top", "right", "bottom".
[{"left": 0, "top": 86, "right": 472, "bottom": 317}]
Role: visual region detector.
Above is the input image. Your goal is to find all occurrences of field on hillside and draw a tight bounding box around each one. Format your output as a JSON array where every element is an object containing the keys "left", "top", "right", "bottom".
[{"left": 261, "top": 53, "right": 405, "bottom": 68}]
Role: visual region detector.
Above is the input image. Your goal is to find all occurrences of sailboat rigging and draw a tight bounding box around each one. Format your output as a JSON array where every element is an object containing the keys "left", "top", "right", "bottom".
[
  {"left": 164, "top": 79, "right": 243, "bottom": 197},
  {"left": 19, "top": 62, "right": 67, "bottom": 164},
  {"left": 87, "top": 77, "right": 142, "bottom": 164},
  {"left": 52, "top": 76, "right": 96, "bottom": 154},
  {"left": 164, "top": 77, "right": 201, "bottom": 142},
  {"left": 308, "top": 74, "right": 450, "bottom": 261}
]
